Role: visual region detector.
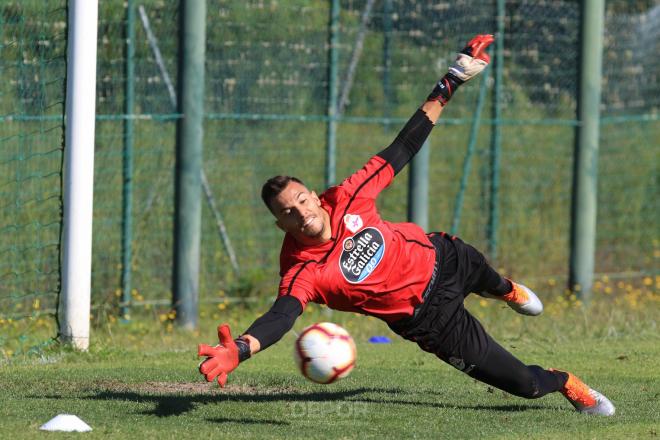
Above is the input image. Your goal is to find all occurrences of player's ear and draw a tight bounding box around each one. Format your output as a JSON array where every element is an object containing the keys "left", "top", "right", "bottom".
[{"left": 275, "top": 219, "right": 285, "bottom": 232}]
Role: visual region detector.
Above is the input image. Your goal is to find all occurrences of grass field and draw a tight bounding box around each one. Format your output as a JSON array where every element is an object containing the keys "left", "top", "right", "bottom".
[{"left": 1, "top": 288, "right": 658, "bottom": 439}]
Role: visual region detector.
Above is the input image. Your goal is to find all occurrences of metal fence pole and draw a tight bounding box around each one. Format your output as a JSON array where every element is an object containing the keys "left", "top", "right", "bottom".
[
  {"left": 325, "top": 0, "right": 340, "bottom": 187},
  {"left": 382, "top": 0, "right": 393, "bottom": 122},
  {"left": 138, "top": 5, "right": 239, "bottom": 276},
  {"left": 488, "top": 0, "right": 505, "bottom": 258},
  {"left": 408, "top": 140, "right": 430, "bottom": 231},
  {"left": 121, "top": 0, "right": 136, "bottom": 321},
  {"left": 451, "top": 67, "right": 491, "bottom": 235},
  {"left": 173, "top": 0, "right": 206, "bottom": 329},
  {"left": 570, "top": 0, "right": 605, "bottom": 301}
]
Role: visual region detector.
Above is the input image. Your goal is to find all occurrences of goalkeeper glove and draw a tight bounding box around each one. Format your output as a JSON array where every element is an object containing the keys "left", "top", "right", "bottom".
[
  {"left": 428, "top": 34, "right": 495, "bottom": 105},
  {"left": 198, "top": 324, "right": 250, "bottom": 387}
]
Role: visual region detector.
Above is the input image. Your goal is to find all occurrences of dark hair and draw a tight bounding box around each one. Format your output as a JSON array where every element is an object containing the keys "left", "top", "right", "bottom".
[{"left": 261, "top": 175, "right": 304, "bottom": 212}]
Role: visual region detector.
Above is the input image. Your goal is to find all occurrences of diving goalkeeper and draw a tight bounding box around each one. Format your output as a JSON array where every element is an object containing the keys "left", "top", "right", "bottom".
[{"left": 197, "top": 35, "right": 615, "bottom": 416}]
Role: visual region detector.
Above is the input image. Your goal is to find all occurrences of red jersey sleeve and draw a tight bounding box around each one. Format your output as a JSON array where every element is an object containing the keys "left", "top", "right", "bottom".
[
  {"left": 338, "top": 155, "right": 394, "bottom": 200},
  {"left": 278, "top": 262, "right": 318, "bottom": 311}
]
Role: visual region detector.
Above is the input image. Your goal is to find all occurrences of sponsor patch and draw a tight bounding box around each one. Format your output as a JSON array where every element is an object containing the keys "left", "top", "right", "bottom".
[
  {"left": 339, "top": 227, "right": 385, "bottom": 283},
  {"left": 343, "top": 214, "right": 363, "bottom": 233}
]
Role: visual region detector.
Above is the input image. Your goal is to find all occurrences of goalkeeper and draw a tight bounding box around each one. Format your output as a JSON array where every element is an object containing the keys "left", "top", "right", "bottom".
[{"left": 198, "top": 35, "right": 615, "bottom": 416}]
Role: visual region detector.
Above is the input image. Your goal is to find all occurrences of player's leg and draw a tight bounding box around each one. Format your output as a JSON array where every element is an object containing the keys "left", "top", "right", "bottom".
[
  {"left": 456, "top": 236, "right": 543, "bottom": 316},
  {"left": 390, "top": 233, "right": 614, "bottom": 415},
  {"left": 455, "top": 314, "right": 564, "bottom": 398},
  {"left": 434, "top": 308, "right": 615, "bottom": 415}
]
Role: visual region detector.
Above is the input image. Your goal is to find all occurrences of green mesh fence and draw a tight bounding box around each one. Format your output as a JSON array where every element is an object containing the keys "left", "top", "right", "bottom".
[
  {"left": 598, "top": 2, "right": 659, "bottom": 278},
  {"left": 0, "top": 1, "right": 657, "bottom": 324},
  {"left": 0, "top": 2, "right": 67, "bottom": 321}
]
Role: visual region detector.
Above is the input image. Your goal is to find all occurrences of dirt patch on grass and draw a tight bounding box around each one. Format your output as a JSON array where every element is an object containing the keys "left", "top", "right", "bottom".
[{"left": 95, "top": 380, "right": 297, "bottom": 396}]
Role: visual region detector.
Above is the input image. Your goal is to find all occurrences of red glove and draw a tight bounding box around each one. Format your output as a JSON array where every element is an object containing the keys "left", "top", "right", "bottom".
[
  {"left": 198, "top": 324, "right": 239, "bottom": 387},
  {"left": 428, "top": 34, "right": 494, "bottom": 105},
  {"left": 448, "top": 34, "right": 495, "bottom": 82}
]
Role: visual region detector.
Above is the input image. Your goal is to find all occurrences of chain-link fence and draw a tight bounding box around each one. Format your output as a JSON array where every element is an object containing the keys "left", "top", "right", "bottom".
[
  {"left": 1, "top": 0, "right": 658, "bottom": 324},
  {"left": 0, "top": 1, "right": 67, "bottom": 320}
]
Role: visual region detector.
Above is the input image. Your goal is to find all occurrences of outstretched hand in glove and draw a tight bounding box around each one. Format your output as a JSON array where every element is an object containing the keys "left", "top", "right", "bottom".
[
  {"left": 448, "top": 34, "right": 494, "bottom": 82},
  {"left": 428, "top": 34, "right": 495, "bottom": 105},
  {"left": 198, "top": 324, "right": 239, "bottom": 387}
]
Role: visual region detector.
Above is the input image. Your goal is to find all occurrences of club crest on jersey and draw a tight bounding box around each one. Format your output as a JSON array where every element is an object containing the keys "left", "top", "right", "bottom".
[
  {"left": 343, "top": 214, "right": 363, "bottom": 233},
  {"left": 339, "top": 227, "right": 385, "bottom": 283}
]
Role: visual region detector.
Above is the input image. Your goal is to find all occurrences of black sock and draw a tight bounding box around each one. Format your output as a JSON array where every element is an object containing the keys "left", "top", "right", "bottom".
[
  {"left": 551, "top": 369, "right": 569, "bottom": 389},
  {"left": 485, "top": 278, "right": 513, "bottom": 296}
]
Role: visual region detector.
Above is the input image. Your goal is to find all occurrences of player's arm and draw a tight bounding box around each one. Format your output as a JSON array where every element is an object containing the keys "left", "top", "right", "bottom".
[
  {"left": 197, "top": 295, "right": 302, "bottom": 387},
  {"left": 377, "top": 34, "right": 494, "bottom": 175},
  {"left": 241, "top": 295, "right": 302, "bottom": 355}
]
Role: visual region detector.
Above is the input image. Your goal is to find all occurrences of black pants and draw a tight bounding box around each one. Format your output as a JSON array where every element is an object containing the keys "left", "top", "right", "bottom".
[{"left": 389, "top": 233, "right": 566, "bottom": 399}]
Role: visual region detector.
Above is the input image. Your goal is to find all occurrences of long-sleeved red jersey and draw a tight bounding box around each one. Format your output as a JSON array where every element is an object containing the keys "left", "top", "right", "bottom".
[{"left": 278, "top": 154, "right": 436, "bottom": 323}]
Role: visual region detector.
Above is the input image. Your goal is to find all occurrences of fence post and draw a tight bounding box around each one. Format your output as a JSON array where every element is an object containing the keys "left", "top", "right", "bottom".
[
  {"left": 488, "top": 0, "right": 505, "bottom": 259},
  {"left": 408, "top": 140, "right": 430, "bottom": 231},
  {"left": 382, "top": 0, "right": 393, "bottom": 121},
  {"left": 121, "top": 0, "right": 136, "bottom": 320},
  {"left": 570, "top": 0, "right": 605, "bottom": 301},
  {"left": 61, "top": 0, "right": 99, "bottom": 350},
  {"left": 173, "top": 0, "right": 206, "bottom": 329},
  {"left": 451, "top": 67, "right": 491, "bottom": 235},
  {"left": 325, "top": 0, "right": 340, "bottom": 187}
]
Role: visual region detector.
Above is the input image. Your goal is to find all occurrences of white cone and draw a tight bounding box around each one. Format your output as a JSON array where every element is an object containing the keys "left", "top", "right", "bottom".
[{"left": 40, "top": 414, "right": 92, "bottom": 432}]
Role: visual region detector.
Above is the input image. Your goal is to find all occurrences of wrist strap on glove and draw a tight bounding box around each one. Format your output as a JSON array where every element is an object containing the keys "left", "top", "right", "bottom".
[
  {"left": 426, "top": 72, "right": 464, "bottom": 106},
  {"left": 235, "top": 337, "right": 251, "bottom": 362}
]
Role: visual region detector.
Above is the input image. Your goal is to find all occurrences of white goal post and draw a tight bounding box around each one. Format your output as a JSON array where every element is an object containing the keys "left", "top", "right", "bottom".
[{"left": 60, "top": 0, "right": 99, "bottom": 350}]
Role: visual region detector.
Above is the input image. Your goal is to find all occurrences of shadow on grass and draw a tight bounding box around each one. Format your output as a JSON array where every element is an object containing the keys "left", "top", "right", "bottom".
[
  {"left": 206, "top": 416, "right": 290, "bottom": 426},
  {"left": 34, "top": 386, "right": 548, "bottom": 419}
]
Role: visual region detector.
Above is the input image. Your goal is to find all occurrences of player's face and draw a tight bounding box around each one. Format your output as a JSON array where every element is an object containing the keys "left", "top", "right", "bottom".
[{"left": 270, "top": 181, "right": 331, "bottom": 244}]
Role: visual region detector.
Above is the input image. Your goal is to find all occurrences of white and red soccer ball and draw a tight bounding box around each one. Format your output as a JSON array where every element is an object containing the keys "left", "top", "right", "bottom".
[{"left": 294, "top": 322, "right": 357, "bottom": 384}]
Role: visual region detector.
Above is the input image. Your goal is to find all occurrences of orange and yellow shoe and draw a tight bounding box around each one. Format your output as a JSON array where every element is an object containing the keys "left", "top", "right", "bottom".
[
  {"left": 551, "top": 369, "right": 616, "bottom": 416},
  {"left": 481, "top": 281, "right": 543, "bottom": 316},
  {"left": 501, "top": 281, "right": 543, "bottom": 316}
]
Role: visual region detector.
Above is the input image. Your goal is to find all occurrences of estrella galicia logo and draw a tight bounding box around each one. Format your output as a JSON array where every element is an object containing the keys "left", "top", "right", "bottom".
[{"left": 339, "top": 227, "right": 385, "bottom": 283}]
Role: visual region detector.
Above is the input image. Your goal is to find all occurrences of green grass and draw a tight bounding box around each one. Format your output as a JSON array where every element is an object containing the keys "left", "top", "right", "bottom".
[{"left": 1, "top": 294, "right": 659, "bottom": 439}]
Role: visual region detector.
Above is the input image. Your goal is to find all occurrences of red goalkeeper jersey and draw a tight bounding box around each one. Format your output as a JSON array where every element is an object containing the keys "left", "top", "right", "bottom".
[{"left": 277, "top": 155, "right": 436, "bottom": 323}]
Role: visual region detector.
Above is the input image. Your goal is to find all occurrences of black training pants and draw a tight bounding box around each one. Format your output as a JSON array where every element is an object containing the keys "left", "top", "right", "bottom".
[{"left": 389, "top": 233, "right": 565, "bottom": 399}]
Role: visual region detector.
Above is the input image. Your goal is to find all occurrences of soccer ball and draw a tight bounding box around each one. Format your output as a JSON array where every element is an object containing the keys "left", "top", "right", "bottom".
[{"left": 294, "top": 322, "right": 357, "bottom": 384}]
